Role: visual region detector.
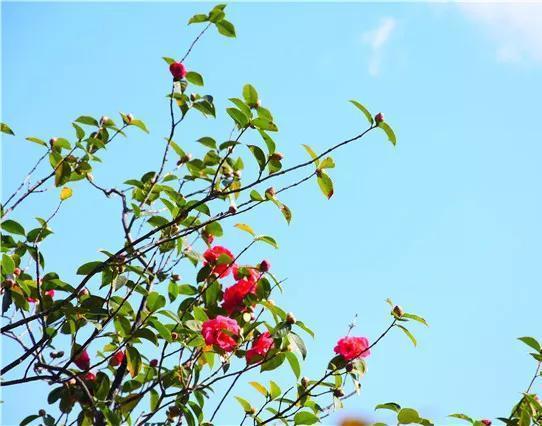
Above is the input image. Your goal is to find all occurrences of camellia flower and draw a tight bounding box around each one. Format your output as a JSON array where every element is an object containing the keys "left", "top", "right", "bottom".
[
  {"left": 334, "top": 336, "right": 370, "bottom": 361},
  {"left": 203, "top": 246, "right": 234, "bottom": 277},
  {"left": 222, "top": 279, "right": 257, "bottom": 314},
  {"left": 169, "top": 61, "right": 187, "bottom": 80},
  {"left": 27, "top": 289, "right": 55, "bottom": 303},
  {"left": 202, "top": 315, "right": 240, "bottom": 352},
  {"left": 246, "top": 331, "right": 274, "bottom": 364},
  {"left": 109, "top": 350, "right": 125, "bottom": 367},
  {"left": 481, "top": 421, "right": 492, "bottom": 426},
  {"left": 232, "top": 265, "right": 260, "bottom": 283},
  {"left": 74, "top": 349, "right": 90, "bottom": 370}
]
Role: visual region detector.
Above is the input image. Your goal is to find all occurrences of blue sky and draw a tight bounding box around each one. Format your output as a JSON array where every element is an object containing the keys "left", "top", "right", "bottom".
[{"left": 2, "top": 2, "right": 542, "bottom": 425}]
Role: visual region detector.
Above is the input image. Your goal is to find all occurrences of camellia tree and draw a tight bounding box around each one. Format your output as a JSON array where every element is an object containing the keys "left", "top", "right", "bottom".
[{"left": 1, "top": 4, "right": 541, "bottom": 426}]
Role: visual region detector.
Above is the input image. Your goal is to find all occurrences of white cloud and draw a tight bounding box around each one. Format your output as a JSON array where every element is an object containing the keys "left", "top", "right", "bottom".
[
  {"left": 361, "top": 17, "right": 396, "bottom": 77},
  {"left": 459, "top": 3, "right": 542, "bottom": 64}
]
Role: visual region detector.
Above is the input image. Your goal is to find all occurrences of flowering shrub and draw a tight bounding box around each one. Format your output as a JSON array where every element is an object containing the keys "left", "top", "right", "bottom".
[{"left": 1, "top": 4, "right": 540, "bottom": 426}]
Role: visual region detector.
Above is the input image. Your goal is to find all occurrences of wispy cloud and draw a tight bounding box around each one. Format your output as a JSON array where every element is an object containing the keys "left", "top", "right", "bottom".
[
  {"left": 361, "top": 17, "right": 396, "bottom": 77},
  {"left": 459, "top": 3, "right": 542, "bottom": 64}
]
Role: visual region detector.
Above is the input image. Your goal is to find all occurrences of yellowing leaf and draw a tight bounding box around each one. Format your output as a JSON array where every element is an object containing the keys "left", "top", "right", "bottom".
[
  {"left": 60, "top": 187, "right": 73, "bottom": 201},
  {"left": 235, "top": 223, "right": 256, "bottom": 236}
]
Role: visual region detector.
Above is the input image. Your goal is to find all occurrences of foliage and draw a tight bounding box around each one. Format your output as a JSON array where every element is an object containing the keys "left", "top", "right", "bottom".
[{"left": 1, "top": 4, "right": 539, "bottom": 426}]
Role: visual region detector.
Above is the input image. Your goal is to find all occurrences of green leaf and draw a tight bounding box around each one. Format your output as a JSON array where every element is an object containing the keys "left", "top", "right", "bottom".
[
  {"left": 76, "top": 261, "right": 104, "bottom": 275},
  {"left": 261, "top": 353, "right": 286, "bottom": 372},
  {"left": 288, "top": 332, "right": 307, "bottom": 359},
  {"left": 162, "top": 56, "right": 176, "bottom": 65},
  {"left": 302, "top": 144, "right": 319, "bottom": 166},
  {"left": 242, "top": 84, "right": 259, "bottom": 106},
  {"left": 518, "top": 336, "right": 541, "bottom": 352},
  {"left": 146, "top": 292, "right": 166, "bottom": 312},
  {"left": 234, "top": 396, "right": 252, "bottom": 412},
  {"left": 251, "top": 117, "right": 278, "bottom": 132},
  {"left": 226, "top": 108, "right": 249, "bottom": 128},
  {"left": 269, "top": 381, "right": 281, "bottom": 400},
  {"left": 376, "top": 402, "right": 402, "bottom": 412},
  {"left": 1, "top": 220, "right": 26, "bottom": 236},
  {"left": 294, "top": 411, "right": 319, "bottom": 425},
  {"left": 448, "top": 414, "right": 474, "bottom": 423},
  {"left": 126, "top": 347, "right": 142, "bottom": 378},
  {"left": 2, "top": 254, "right": 15, "bottom": 275},
  {"left": 235, "top": 223, "right": 256, "bottom": 237},
  {"left": 25, "top": 137, "right": 47, "bottom": 147},
  {"left": 186, "top": 71, "right": 204, "bottom": 86},
  {"left": 402, "top": 313, "right": 428, "bottom": 327},
  {"left": 248, "top": 145, "right": 266, "bottom": 171},
  {"left": 250, "top": 190, "right": 264, "bottom": 201},
  {"left": 75, "top": 116, "right": 99, "bottom": 126},
  {"left": 130, "top": 119, "right": 149, "bottom": 134},
  {"left": 397, "top": 408, "right": 421, "bottom": 424},
  {"left": 255, "top": 235, "right": 279, "bottom": 249},
  {"left": 320, "top": 157, "right": 335, "bottom": 169},
  {"left": 197, "top": 137, "right": 217, "bottom": 149},
  {"left": 349, "top": 100, "right": 374, "bottom": 125},
  {"left": 188, "top": 14, "right": 208, "bottom": 24},
  {"left": 397, "top": 325, "right": 417, "bottom": 347},
  {"left": 317, "top": 171, "right": 334, "bottom": 199},
  {"left": 378, "top": 122, "right": 397, "bottom": 146},
  {"left": 1, "top": 122, "right": 15, "bottom": 135},
  {"left": 216, "top": 20, "right": 236, "bottom": 37},
  {"left": 285, "top": 352, "right": 301, "bottom": 378}
]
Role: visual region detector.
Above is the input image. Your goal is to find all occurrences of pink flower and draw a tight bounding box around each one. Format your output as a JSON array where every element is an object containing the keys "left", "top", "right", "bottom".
[
  {"left": 74, "top": 349, "right": 90, "bottom": 370},
  {"left": 202, "top": 315, "right": 240, "bottom": 352},
  {"left": 334, "top": 336, "right": 370, "bottom": 361},
  {"left": 169, "top": 62, "right": 187, "bottom": 80},
  {"left": 246, "top": 332, "right": 274, "bottom": 364},
  {"left": 109, "top": 350, "right": 125, "bottom": 367},
  {"left": 222, "top": 279, "right": 257, "bottom": 314},
  {"left": 232, "top": 265, "right": 260, "bottom": 283},
  {"left": 203, "top": 246, "right": 235, "bottom": 277},
  {"left": 27, "top": 289, "right": 55, "bottom": 303}
]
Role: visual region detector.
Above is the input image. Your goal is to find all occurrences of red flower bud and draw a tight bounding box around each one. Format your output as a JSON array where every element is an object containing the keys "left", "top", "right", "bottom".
[
  {"left": 259, "top": 260, "right": 271, "bottom": 272},
  {"left": 150, "top": 359, "right": 158, "bottom": 368},
  {"left": 73, "top": 350, "right": 90, "bottom": 370},
  {"left": 39, "top": 409, "right": 46, "bottom": 417},
  {"left": 13, "top": 267, "right": 21, "bottom": 277},
  {"left": 83, "top": 372, "right": 96, "bottom": 381},
  {"left": 286, "top": 312, "right": 296, "bottom": 325},
  {"left": 481, "top": 421, "right": 492, "bottom": 426},
  {"left": 169, "top": 62, "right": 187, "bottom": 80},
  {"left": 375, "top": 112, "right": 384, "bottom": 123},
  {"left": 109, "top": 350, "right": 125, "bottom": 367}
]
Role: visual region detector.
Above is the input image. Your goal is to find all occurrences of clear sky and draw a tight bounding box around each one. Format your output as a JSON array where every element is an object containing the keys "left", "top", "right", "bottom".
[{"left": 2, "top": 2, "right": 542, "bottom": 425}]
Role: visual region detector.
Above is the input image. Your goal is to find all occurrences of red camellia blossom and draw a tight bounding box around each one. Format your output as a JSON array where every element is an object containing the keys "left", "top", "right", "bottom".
[
  {"left": 203, "top": 246, "right": 235, "bottom": 277},
  {"left": 83, "top": 372, "right": 96, "bottom": 381},
  {"left": 232, "top": 264, "right": 260, "bottom": 283},
  {"left": 169, "top": 61, "right": 187, "bottom": 80},
  {"left": 246, "top": 331, "right": 274, "bottom": 364},
  {"left": 222, "top": 279, "right": 257, "bottom": 314},
  {"left": 334, "top": 336, "right": 371, "bottom": 361},
  {"left": 27, "top": 289, "right": 55, "bottom": 303},
  {"left": 109, "top": 350, "right": 125, "bottom": 367},
  {"left": 202, "top": 315, "right": 240, "bottom": 352},
  {"left": 481, "top": 421, "right": 492, "bottom": 426},
  {"left": 74, "top": 349, "right": 90, "bottom": 370}
]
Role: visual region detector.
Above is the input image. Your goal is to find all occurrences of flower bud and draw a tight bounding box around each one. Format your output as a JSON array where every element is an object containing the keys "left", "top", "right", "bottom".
[
  {"left": 345, "top": 363, "right": 354, "bottom": 372},
  {"left": 228, "top": 205, "right": 237, "bottom": 214},
  {"left": 286, "top": 312, "right": 296, "bottom": 325},
  {"left": 190, "top": 93, "right": 197, "bottom": 102},
  {"left": 392, "top": 305, "right": 404, "bottom": 318},
  {"left": 100, "top": 116, "right": 110, "bottom": 126},
  {"left": 301, "top": 376, "right": 310, "bottom": 387},
  {"left": 333, "top": 388, "right": 345, "bottom": 398},
  {"left": 171, "top": 274, "right": 180, "bottom": 282},
  {"left": 150, "top": 359, "right": 158, "bottom": 368},
  {"left": 481, "top": 421, "right": 492, "bottom": 426},
  {"left": 169, "top": 62, "right": 187, "bottom": 80},
  {"left": 79, "top": 288, "right": 89, "bottom": 298},
  {"left": 84, "top": 372, "right": 96, "bottom": 381},
  {"left": 50, "top": 350, "right": 64, "bottom": 359},
  {"left": 39, "top": 409, "right": 46, "bottom": 417},
  {"left": 271, "top": 152, "right": 284, "bottom": 161},
  {"left": 126, "top": 113, "right": 134, "bottom": 123},
  {"left": 13, "top": 267, "right": 21, "bottom": 277},
  {"left": 168, "top": 406, "right": 181, "bottom": 417},
  {"left": 67, "top": 378, "right": 77, "bottom": 386},
  {"left": 171, "top": 332, "right": 179, "bottom": 340},
  {"left": 375, "top": 112, "right": 384, "bottom": 123},
  {"left": 259, "top": 260, "right": 271, "bottom": 272},
  {"left": 247, "top": 407, "right": 256, "bottom": 415},
  {"left": 265, "top": 187, "right": 276, "bottom": 198}
]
